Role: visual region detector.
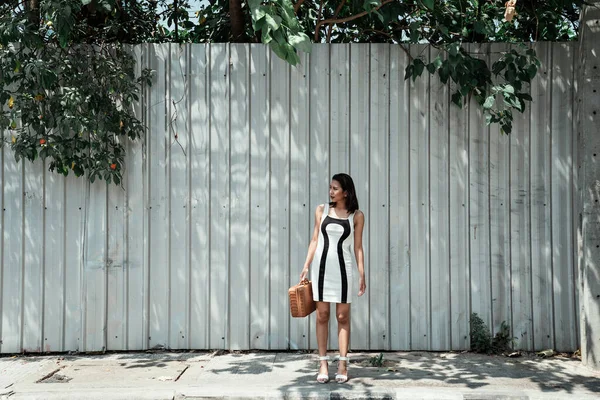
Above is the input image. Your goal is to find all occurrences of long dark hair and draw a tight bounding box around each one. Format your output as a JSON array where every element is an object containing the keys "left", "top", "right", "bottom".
[{"left": 329, "top": 173, "right": 359, "bottom": 213}]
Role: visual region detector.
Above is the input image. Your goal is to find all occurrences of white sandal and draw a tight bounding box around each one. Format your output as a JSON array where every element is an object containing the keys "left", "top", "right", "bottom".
[
  {"left": 335, "top": 356, "right": 349, "bottom": 383},
  {"left": 316, "top": 356, "right": 330, "bottom": 383}
]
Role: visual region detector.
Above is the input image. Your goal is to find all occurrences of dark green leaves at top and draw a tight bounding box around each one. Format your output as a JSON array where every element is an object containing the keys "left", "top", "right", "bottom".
[
  {"left": 249, "top": 0, "right": 311, "bottom": 66},
  {"left": 421, "top": 0, "right": 435, "bottom": 10}
]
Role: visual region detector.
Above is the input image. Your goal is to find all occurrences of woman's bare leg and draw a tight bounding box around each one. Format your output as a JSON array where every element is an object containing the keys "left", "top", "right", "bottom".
[
  {"left": 336, "top": 303, "right": 351, "bottom": 376},
  {"left": 316, "top": 302, "right": 330, "bottom": 375}
]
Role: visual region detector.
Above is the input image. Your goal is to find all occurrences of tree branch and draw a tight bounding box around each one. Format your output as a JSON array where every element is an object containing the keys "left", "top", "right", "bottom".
[
  {"left": 315, "top": 0, "right": 396, "bottom": 42},
  {"left": 314, "top": 0, "right": 325, "bottom": 41},
  {"left": 326, "top": 0, "right": 346, "bottom": 43},
  {"left": 294, "top": 0, "right": 305, "bottom": 14}
]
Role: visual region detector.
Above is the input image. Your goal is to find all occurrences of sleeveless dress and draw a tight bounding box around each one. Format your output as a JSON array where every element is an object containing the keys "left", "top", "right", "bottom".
[{"left": 311, "top": 204, "right": 355, "bottom": 304}]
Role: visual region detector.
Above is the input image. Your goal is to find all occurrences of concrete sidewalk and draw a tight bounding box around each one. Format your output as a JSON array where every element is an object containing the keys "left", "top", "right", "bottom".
[{"left": 1, "top": 350, "right": 599, "bottom": 399}]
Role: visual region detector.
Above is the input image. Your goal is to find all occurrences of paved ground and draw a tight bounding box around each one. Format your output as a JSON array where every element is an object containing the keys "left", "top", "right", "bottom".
[{"left": 1, "top": 350, "right": 599, "bottom": 399}]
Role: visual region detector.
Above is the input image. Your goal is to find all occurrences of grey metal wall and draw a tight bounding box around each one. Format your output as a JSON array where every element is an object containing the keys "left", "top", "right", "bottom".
[{"left": 0, "top": 42, "right": 579, "bottom": 353}]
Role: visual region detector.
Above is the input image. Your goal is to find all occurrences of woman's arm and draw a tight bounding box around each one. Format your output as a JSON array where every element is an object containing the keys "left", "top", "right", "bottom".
[
  {"left": 354, "top": 210, "right": 366, "bottom": 296},
  {"left": 299, "top": 205, "right": 324, "bottom": 281}
]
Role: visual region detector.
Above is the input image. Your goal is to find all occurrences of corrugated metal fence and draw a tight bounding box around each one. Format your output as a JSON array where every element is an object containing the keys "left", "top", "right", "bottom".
[{"left": 0, "top": 42, "right": 579, "bottom": 354}]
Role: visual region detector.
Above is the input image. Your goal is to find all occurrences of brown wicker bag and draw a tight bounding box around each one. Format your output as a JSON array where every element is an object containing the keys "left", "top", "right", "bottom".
[{"left": 288, "top": 279, "right": 316, "bottom": 318}]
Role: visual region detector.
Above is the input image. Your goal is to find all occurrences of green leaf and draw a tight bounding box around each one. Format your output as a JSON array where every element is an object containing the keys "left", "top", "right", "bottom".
[
  {"left": 413, "top": 59, "right": 425, "bottom": 79},
  {"left": 438, "top": 63, "right": 450, "bottom": 84},
  {"left": 363, "top": 0, "right": 381, "bottom": 12},
  {"left": 81, "top": 0, "right": 93, "bottom": 5},
  {"left": 526, "top": 64, "right": 537, "bottom": 80},
  {"left": 519, "top": 93, "right": 533, "bottom": 102},
  {"left": 404, "top": 65, "right": 414, "bottom": 81},
  {"left": 492, "top": 61, "right": 506, "bottom": 75},
  {"left": 289, "top": 33, "right": 312, "bottom": 53},
  {"left": 483, "top": 95, "right": 495, "bottom": 109},
  {"left": 409, "top": 22, "right": 421, "bottom": 43},
  {"left": 421, "top": 0, "right": 434, "bottom": 10},
  {"left": 485, "top": 113, "right": 493, "bottom": 125},
  {"left": 503, "top": 84, "right": 515, "bottom": 94},
  {"left": 264, "top": 14, "right": 282, "bottom": 31},
  {"left": 451, "top": 92, "right": 463, "bottom": 107},
  {"left": 261, "top": 28, "right": 272, "bottom": 44}
]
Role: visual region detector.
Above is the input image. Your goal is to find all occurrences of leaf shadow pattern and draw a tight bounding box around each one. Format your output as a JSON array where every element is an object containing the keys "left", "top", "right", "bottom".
[{"left": 271, "top": 352, "right": 600, "bottom": 396}]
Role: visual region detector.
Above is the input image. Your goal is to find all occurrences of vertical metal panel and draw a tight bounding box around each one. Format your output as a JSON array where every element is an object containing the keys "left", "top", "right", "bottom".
[
  {"left": 552, "top": 43, "right": 578, "bottom": 351},
  {"left": 369, "top": 43, "right": 390, "bottom": 350},
  {"left": 168, "top": 44, "right": 190, "bottom": 350},
  {"left": 64, "top": 173, "right": 84, "bottom": 351},
  {"left": 124, "top": 44, "right": 148, "bottom": 351},
  {"left": 23, "top": 160, "right": 44, "bottom": 352},
  {"left": 349, "top": 43, "right": 370, "bottom": 350},
  {"left": 107, "top": 177, "right": 126, "bottom": 351},
  {"left": 389, "top": 43, "right": 410, "bottom": 350},
  {"left": 249, "top": 44, "right": 270, "bottom": 350},
  {"left": 209, "top": 43, "right": 230, "bottom": 349},
  {"left": 83, "top": 180, "right": 107, "bottom": 352},
  {"left": 148, "top": 43, "right": 169, "bottom": 349},
  {"left": 448, "top": 62, "right": 470, "bottom": 351},
  {"left": 229, "top": 43, "right": 251, "bottom": 350},
  {"left": 409, "top": 44, "right": 431, "bottom": 350},
  {"left": 511, "top": 43, "right": 534, "bottom": 350},
  {"left": 530, "top": 42, "right": 554, "bottom": 350},
  {"left": 489, "top": 44, "right": 512, "bottom": 341},
  {"left": 308, "top": 45, "right": 330, "bottom": 350},
  {"left": 2, "top": 143, "right": 23, "bottom": 353},
  {"left": 0, "top": 43, "right": 582, "bottom": 354},
  {"left": 429, "top": 46, "right": 451, "bottom": 351},
  {"left": 189, "top": 44, "right": 210, "bottom": 349},
  {"left": 289, "top": 50, "right": 311, "bottom": 350},
  {"left": 44, "top": 166, "right": 65, "bottom": 352},
  {"left": 269, "top": 52, "right": 290, "bottom": 350},
  {"left": 469, "top": 44, "right": 492, "bottom": 333}
]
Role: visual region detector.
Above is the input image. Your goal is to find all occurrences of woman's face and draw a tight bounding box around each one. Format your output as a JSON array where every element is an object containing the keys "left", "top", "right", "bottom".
[{"left": 329, "top": 180, "right": 346, "bottom": 203}]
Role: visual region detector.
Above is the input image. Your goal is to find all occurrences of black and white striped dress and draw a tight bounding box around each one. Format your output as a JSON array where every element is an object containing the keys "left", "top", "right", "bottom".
[{"left": 311, "top": 204, "right": 355, "bottom": 304}]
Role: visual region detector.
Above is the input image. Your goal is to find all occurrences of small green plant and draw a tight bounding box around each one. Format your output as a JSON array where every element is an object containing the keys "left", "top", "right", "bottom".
[
  {"left": 470, "top": 313, "right": 515, "bottom": 354},
  {"left": 369, "top": 352, "right": 384, "bottom": 367},
  {"left": 491, "top": 321, "right": 513, "bottom": 353},
  {"left": 470, "top": 313, "right": 492, "bottom": 353}
]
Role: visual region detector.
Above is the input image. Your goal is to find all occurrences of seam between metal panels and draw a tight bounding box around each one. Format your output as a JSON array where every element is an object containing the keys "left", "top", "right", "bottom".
[
  {"left": 61, "top": 164, "right": 67, "bottom": 350},
  {"left": 41, "top": 160, "right": 47, "bottom": 353},
  {"left": 20, "top": 165, "right": 25, "bottom": 352},
  {"left": 367, "top": 43, "right": 372, "bottom": 349},
  {"left": 570, "top": 42, "right": 579, "bottom": 349},
  {"left": 247, "top": 44, "right": 253, "bottom": 350},
  {"left": 307, "top": 49, "right": 312, "bottom": 350},
  {"left": 0, "top": 141, "right": 4, "bottom": 350},
  {"left": 407, "top": 44, "right": 412, "bottom": 350},
  {"left": 427, "top": 44, "right": 432, "bottom": 350},
  {"left": 186, "top": 44, "right": 192, "bottom": 351},
  {"left": 227, "top": 43, "right": 232, "bottom": 350},
  {"left": 446, "top": 58, "right": 452, "bottom": 350},
  {"left": 267, "top": 47, "right": 272, "bottom": 350},
  {"left": 487, "top": 45, "right": 494, "bottom": 336},
  {"left": 528, "top": 60, "right": 534, "bottom": 351},
  {"left": 548, "top": 43, "right": 556, "bottom": 350},
  {"left": 207, "top": 43, "right": 213, "bottom": 347},
  {"left": 144, "top": 44, "right": 152, "bottom": 350},
  {"left": 466, "top": 78, "right": 472, "bottom": 349},
  {"left": 287, "top": 55, "right": 292, "bottom": 350},
  {"left": 166, "top": 43, "right": 173, "bottom": 348},
  {"left": 386, "top": 43, "right": 392, "bottom": 351}
]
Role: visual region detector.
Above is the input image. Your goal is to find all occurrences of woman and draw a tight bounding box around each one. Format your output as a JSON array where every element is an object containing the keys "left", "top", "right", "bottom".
[{"left": 299, "top": 173, "right": 366, "bottom": 384}]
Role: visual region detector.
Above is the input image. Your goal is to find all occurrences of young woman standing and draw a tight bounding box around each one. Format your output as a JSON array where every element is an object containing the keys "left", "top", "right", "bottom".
[{"left": 299, "top": 173, "right": 367, "bottom": 383}]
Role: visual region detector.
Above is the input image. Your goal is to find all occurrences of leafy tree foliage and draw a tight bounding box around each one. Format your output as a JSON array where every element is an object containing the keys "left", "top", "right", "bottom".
[{"left": 0, "top": 0, "right": 585, "bottom": 183}]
